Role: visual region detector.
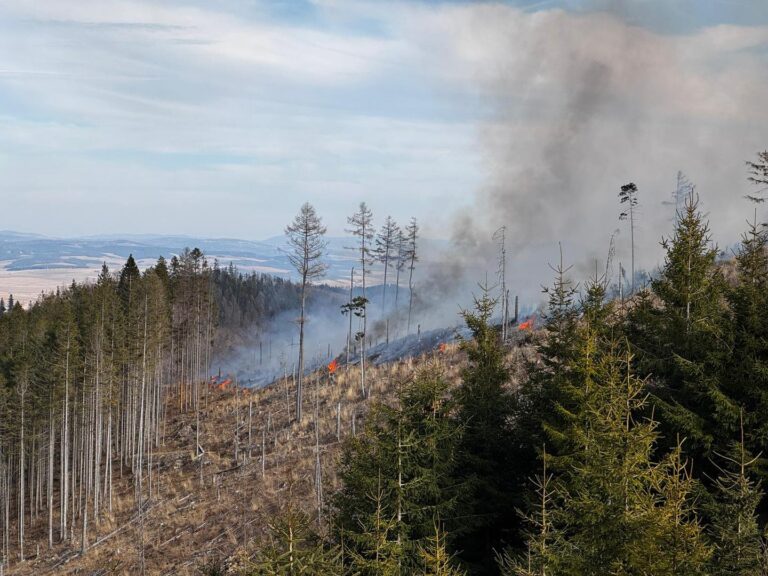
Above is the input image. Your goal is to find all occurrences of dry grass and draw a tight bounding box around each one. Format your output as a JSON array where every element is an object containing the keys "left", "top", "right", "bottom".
[{"left": 4, "top": 339, "right": 494, "bottom": 575}]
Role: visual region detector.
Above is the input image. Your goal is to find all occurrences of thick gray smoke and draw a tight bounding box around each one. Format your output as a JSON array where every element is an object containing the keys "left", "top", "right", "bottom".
[
  {"left": 411, "top": 4, "right": 768, "bottom": 307},
  {"left": 218, "top": 4, "right": 768, "bottom": 379}
]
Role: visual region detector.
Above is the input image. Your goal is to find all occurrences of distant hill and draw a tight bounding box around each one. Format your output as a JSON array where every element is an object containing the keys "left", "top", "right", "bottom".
[
  {"left": 0, "top": 231, "right": 447, "bottom": 279},
  {"left": 0, "top": 231, "right": 446, "bottom": 304}
]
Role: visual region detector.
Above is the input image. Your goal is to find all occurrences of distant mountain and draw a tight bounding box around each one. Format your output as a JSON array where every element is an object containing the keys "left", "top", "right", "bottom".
[{"left": 0, "top": 231, "right": 447, "bottom": 285}]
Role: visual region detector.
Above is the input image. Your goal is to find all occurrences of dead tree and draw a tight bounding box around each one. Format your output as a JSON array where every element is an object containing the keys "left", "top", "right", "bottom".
[
  {"left": 404, "top": 218, "right": 419, "bottom": 334},
  {"left": 285, "top": 203, "right": 328, "bottom": 423},
  {"left": 619, "top": 183, "right": 639, "bottom": 295},
  {"left": 346, "top": 202, "right": 374, "bottom": 395},
  {"left": 375, "top": 216, "right": 400, "bottom": 316}
]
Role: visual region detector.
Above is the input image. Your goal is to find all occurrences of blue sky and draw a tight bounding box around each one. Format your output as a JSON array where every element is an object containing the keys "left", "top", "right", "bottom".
[{"left": 1, "top": 0, "right": 767, "bottom": 263}]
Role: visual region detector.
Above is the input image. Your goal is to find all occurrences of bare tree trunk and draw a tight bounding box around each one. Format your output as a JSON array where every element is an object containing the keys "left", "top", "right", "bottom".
[
  {"left": 248, "top": 400, "right": 253, "bottom": 460},
  {"left": 47, "top": 410, "right": 54, "bottom": 549},
  {"left": 347, "top": 268, "right": 354, "bottom": 367},
  {"left": 18, "top": 382, "right": 26, "bottom": 562},
  {"left": 314, "top": 372, "right": 322, "bottom": 528},
  {"left": 297, "top": 279, "right": 307, "bottom": 423}
]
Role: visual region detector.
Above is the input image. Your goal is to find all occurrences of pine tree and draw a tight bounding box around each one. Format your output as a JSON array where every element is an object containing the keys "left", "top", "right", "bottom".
[
  {"left": 450, "top": 285, "right": 517, "bottom": 571},
  {"left": 618, "top": 182, "right": 640, "bottom": 294},
  {"left": 557, "top": 340, "right": 708, "bottom": 576},
  {"left": 629, "top": 190, "right": 736, "bottom": 462},
  {"left": 247, "top": 507, "right": 342, "bottom": 575},
  {"left": 707, "top": 415, "right": 763, "bottom": 576},
  {"left": 726, "top": 215, "right": 768, "bottom": 481},
  {"left": 332, "top": 367, "right": 459, "bottom": 571},
  {"left": 347, "top": 202, "right": 375, "bottom": 396},
  {"left": 419, "top": 520, "right": 466, "bottom": 576}
]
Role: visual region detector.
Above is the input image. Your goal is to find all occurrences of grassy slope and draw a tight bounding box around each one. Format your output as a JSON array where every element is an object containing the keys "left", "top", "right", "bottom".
[{"left": 9, "top": 340, "right": 527, "bottom": 575}]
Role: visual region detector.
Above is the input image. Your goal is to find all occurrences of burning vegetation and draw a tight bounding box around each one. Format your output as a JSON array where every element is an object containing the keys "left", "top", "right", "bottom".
[{"left": 2, "top": 156, "right": 768, "bottom": 574}]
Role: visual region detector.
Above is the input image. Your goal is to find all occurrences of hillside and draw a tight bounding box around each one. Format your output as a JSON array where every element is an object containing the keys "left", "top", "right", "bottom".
[{"left": 3, "top": 335, "right": 533, "bottom": 575}]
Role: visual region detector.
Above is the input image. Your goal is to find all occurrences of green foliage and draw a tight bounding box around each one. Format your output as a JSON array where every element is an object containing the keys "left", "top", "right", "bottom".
[
  {"left": 514, "top": 327, "right": 710, "bottom": 576},
  {"left": 245, "top": 508, "right": 342, "bottom": 575},
  {"left": 650, "top": 442, "right": 711, "bottom": 575},
  {"left": 518, "top": 255, "right": 582, "bottom": 468},
  {"left": 725, "top": 218, "right": 768, "bottom": 481},
  {"left": 497, "top": 448, "right": 562, "bottom": 576},
  {"left": 707, "top": 431, "right": 764, "bottom": 576},
  {"left": 628, "top": 191, "right": 735, "bottom": 461},
  {"left": 332, "top": 366, "right": 459, "bottom": 572},
  {"left": 451, "top": 285, "right": 517, "bottom": 570},
  {"left": 418, "top": 521, "right": 466, "bottom": 576}
]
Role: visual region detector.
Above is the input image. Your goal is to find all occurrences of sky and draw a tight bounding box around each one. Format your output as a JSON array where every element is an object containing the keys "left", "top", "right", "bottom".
[{"left": 1, "top": 0, "right": 767, "bottom": 275}]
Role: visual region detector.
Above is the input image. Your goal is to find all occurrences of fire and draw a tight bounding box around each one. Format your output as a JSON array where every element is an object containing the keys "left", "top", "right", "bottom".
[
  {"left": 518, "top": 318, "right": 534, "bottom": 331},
  {"left": 438, "top": 342, "right": 447, "bottom": 353},
  {"left": 328, "top": 359, "right": 339, "bottom": 374},
  {"left": 217, "top": 378, "right": 233, "bottom": 391}
]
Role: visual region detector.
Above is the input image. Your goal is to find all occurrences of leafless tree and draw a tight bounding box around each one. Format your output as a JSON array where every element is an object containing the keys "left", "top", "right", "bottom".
[
  {"left": 285, "top": 203, "right": 328, "bottom": 423},
  {"left": 375, "top": 216, "right": 400, "bottom": 315}
]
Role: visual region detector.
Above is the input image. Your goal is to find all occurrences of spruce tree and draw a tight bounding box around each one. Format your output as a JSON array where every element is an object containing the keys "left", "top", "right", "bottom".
[
  {"left": 746, "top": 151, "right": 768, "bottom": 203},
  {"left": 404, "top": 218, "right": 419, "bottom": 334},
  {"left": 375, "top": 216, "right": 400, "bottom": 315},
  {"left": 343, "top": 473, "right": 403, "bottom": 576},
  {"left": 707, "top": 416, "right": 764, "bottom": 576},
  {"left": 515, "top": 250, "right": 582, "bottom": 476},
  {"left": 497, "top": 447, "right": 563, "bottom": 576},
  {"left": 726, "top": 216, "right": 768, "bottom": 480},
  {"left": 557, "top": 340, "right": 708, "bottom": 576},
  {"left": 118, "top": 254, "right": 141, "bottom": 308},
  {"left": 247, "top": 507, "right": 342, "bottom": 575},
  {"left": 332, "top": 367, "right": 459, "bottom": 571},
  {"left": 419, "top": 520, "right": 466, "bottom": 576},
  {"left": 153, "top": 255, "right": 170, "bottom": 294},
  {"left": 651, "top": 441, "right": 711, "bottom": 575},
  {"left": 450, "top": 285, "right": 517, "bottom": 571},
  {"left": 629, "top": 190, "right": 736, "bottom": 462}
]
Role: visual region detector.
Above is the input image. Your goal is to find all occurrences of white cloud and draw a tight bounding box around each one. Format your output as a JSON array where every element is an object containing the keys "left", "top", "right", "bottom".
[{"left": 1, "top": 0, "right": 767, "bottom": 292}]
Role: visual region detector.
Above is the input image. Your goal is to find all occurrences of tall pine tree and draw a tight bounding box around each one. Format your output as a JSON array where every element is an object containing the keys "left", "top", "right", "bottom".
[{"left": 451, "top": 285, "right": 517, "bottom": 573}]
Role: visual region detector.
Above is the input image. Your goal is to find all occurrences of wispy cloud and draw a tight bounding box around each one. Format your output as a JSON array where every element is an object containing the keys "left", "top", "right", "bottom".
[{"left": 0, "top": 0, "right": 766, "bottom": 277}]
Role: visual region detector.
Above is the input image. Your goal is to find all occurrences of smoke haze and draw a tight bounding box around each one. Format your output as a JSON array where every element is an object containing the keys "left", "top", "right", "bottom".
[{"left": 400, "top": 3, "right": 768, "bottom": 304}]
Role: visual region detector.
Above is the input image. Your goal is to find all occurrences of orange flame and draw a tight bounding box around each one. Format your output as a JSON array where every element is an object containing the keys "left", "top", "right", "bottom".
[
  {"left": 438, "top": 343, "right": 447, "bottom": 353},
  {"left": 328, "top": 359, "right": 339, "bottom": 374},
  {"left": 518, "top": 318, "right": 534, "bottom": 331},
  {"left": 217, "top": 378, "right": 233, "bottom": 391}
]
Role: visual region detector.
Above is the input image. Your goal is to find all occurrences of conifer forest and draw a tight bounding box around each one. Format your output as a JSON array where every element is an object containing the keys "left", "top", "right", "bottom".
[
  {"left": 3, "top": 167, "right": 768, "bottom": 574},
  {"left": 2, "top": 2, "right": 768, "bottom": 574}
]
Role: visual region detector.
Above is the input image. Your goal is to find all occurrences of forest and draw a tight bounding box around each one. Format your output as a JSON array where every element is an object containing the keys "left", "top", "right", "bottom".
[{"left": 1, "top": 155, "right": 768, "bottom": 575}]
